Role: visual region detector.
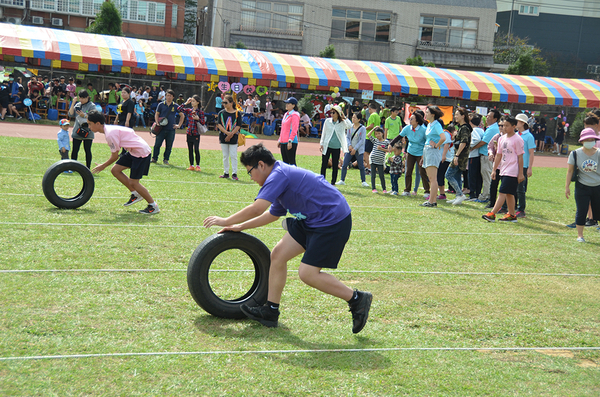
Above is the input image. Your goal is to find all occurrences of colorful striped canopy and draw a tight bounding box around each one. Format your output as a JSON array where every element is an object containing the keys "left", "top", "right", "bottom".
[{"left": 2, "top": 23, "right": 600, "bottom": 108}]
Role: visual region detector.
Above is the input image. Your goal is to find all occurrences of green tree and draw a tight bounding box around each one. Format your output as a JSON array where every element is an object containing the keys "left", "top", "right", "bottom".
[
  {"left": 494, "top": 32, "right": 548, "bottom": 76},
  {"left": 405, "top": 55, "right": 435, "bottom": 67},
  {"left": 231, "top": 41, "right": 247, "bottom": 49},
  {"left": 183, "top": 0, "right": 198, "bottom": 44},
  {"left": 298, "top": 94, "right": 315, "bottom": 117},
  {"left": 86, "top": 1, "right": 123, "bottom": 36},
  {"left": 570, "top": 109, "right": 591, "bottom": 141},
  {"left": 319, "top": 45, "right": 335, "bottom": 59}
]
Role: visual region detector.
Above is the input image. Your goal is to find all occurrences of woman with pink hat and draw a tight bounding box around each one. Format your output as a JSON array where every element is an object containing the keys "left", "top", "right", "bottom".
[{"left": 565, "top": 128, "right": 600, "bottom": 242}]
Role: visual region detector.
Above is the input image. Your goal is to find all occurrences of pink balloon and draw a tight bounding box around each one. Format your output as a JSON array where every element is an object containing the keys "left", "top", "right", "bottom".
[
  {"left": 218, "top": 81, "right": 230, "bottom": 92},
  {"left": 231, "top": 83, "right": 243, "bottom": 94}
]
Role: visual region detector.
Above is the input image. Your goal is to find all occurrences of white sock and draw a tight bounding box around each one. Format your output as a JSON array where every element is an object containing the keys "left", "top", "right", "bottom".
[
  {"left": 150, "top": 202, "right": 157, "bottom": 208},
  {"left": 131, "top": 190, "right": 139, "bottom": 197}
]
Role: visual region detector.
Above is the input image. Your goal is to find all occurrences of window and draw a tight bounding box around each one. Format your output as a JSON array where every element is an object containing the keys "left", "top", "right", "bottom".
[
  {"left": 171, "top": 4, "right": 177, "bottom": 27},
  {"left": 419, "top": 16, "right": 478, "bottom": 48},
  {"left": 30, "top": 0, "right": 164, "bottom": 22},
  {"left": 519, "top": 5, "right": 539, "bottom": 16},
  {"left": 240, "top": 1, "right": 304, "bottom": 33},
  {"left": 155, "top": 3, "right": 166, "bottom": 24},
  {"left": 331, "top": 9, "right": 390, "bottom": 42},
  {"left": 56, "top": 0, "right": 67, "bottom": 12},
  {"left": 0, "top": 0, "right": 25, "bottom": 6},
  {"left": 147, "top": 2, "right": 156, "bottom": 22},
  {"left": 137, "top": 1, "right": 147, "bottom": 21},
  {"left": 68, "top": 0, "right": 79, "bottom": 13}
]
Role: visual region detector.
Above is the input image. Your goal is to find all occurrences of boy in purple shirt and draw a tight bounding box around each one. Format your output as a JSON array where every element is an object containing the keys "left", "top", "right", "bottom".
[
  {"left": 203, "top": 143, "right": 372, "bottom": 333},
  {"left": 87, "top": 111, "right": 159, "bottom": 215}
]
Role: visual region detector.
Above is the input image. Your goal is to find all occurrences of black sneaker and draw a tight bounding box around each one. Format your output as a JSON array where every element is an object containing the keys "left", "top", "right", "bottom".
[
  {"left": 124, "top": 193, "right": 143, "bottom": 207},
  {"left": 419, "top": 201, "right": 437, "bottom": 207},
  {"left": 219, "top": 173, "right": 230, "bottom": 179},
  {"left": 139, "top": 205, "right": 159, "bottom": 214},
  {"left": 348, "top": 290, "right": 373, "bottom": 334},
  {"left": 497, "top": 208, "right": 508, "bottom": 214},
  {"left": 240, "top": 304, "right": 279, "bottom": 327},
  {"left": 150, "top": 159, "right": 157, "bottom": 164},
  {"left": 585, "top": 218, "right": 598, "bottom": 227},
  {"left": 566, "top": 222, "right": 577, "bottom": 228}
]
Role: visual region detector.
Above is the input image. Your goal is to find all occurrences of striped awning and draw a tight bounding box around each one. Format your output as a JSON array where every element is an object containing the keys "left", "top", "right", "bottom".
[{"left": 2, "top": 23, "right": 600, "bottom": 108}]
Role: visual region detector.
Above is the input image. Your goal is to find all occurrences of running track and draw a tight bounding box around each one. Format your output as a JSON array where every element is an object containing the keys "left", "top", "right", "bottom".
[{"left": 0, "top": 121, "right": 568, "bottom": 168}]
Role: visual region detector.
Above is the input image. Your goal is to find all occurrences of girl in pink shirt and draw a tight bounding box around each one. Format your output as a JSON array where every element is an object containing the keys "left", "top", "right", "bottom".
[{"left": 279, "top": 97, "right": 300, "bottom": 165}]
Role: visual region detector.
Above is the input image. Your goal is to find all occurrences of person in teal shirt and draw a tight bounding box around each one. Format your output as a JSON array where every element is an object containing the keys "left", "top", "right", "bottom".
[
  {"left": 421, "top": 105, "right": 446, "bottom": 207},
  {"left": 391, "top": 110, "right": 427, "bottom": 196}
]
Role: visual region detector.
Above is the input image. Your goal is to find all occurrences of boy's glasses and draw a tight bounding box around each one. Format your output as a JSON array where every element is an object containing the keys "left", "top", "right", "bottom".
[{"left": 247, "top": 164, "right": 258, "bottom": 176}]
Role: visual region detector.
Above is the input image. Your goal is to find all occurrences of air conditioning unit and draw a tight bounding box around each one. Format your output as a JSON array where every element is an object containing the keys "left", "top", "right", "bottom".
[
  {"left": 7, "top": 17, "right": 22, "bottom": 24},
  {"left": 52, "top": 18, "right": 63, "bottom": 27},
  {"left": 587, "top": 65, "right": 599, "bottom": 74},
  {"left": 32, "top": 16, "right": 44, "bottom": 25}
]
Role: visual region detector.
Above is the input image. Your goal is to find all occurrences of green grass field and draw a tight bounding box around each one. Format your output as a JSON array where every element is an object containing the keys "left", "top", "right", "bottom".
[{"left": 1, "top": 135, "right": 599, "bottom": 396}]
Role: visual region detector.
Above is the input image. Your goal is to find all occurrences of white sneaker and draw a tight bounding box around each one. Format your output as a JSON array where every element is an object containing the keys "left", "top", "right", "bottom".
[
  {"left": 401, "top": 191, "right": 410, "bottom": 196},
  {"left": 452, "top": 195, "right": 467, "bottom": 205},
  {"left": 424, "top": 193, "right": 430, "bottom": 199},
  {"left": 577, "top": 237, "right": 585, "bottom": 243},
  {"left": 447, "top": 199, "right": 455, "bottom": 204},
  {"left": 361, "top": 181, "right": 369, "bottom": 187},
  {"left": 335, "top": 180, "right": 346, "bottom": 185}
]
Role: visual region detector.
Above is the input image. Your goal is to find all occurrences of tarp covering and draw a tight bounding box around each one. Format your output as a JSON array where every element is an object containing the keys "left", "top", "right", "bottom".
[{"left": 2, "top": 23, "right": 600, "bottom": 108}]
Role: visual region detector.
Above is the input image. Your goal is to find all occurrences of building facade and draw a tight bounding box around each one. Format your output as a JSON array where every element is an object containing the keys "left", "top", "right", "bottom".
[
  {"left": 496, "top": 0, "right": 600, "bottom": 78},
  {"left": 0, "top": 0, "right": 185, "bottom": 42},
  {"left": 203, "top": 0, "right": 497, "bottom": 71}
]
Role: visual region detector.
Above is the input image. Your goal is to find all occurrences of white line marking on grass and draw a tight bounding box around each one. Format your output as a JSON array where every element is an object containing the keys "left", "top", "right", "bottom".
[
  {"left": 2, "top": 269, "right": 598, "bottom": 277},
  {"left": 0, "top": 222, "right": 572, "bottom": 237},
  {"left": 1, "top": 346, "right": 599, "bottom": 361}
]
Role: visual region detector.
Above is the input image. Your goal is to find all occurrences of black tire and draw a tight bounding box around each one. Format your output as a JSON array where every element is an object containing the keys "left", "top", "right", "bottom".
[
  {"left": 187, "top": 232, "right": 271, "bottom": 319},
  {"left": 42, "top": 160, "right": 95, "bottom": 209}
]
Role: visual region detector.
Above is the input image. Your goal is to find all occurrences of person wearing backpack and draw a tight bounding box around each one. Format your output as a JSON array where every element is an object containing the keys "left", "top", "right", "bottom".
[
  {"left": 68, "top": 90, "right": 97, "bottom": 168},
  {"left": 151, "top": 89, "right": 183, "bottom": 166}
]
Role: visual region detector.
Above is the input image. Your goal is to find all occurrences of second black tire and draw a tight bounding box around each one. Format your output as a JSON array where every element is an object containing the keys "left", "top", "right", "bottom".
[
  {"left": 187, "top": 232, "right": 271, "bottom": 319},
  {"left": 42, "top": 160, "right": 95, "bottom": 209}
]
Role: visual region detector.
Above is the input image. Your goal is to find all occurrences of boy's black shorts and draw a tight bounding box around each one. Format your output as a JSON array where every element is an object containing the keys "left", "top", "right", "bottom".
[
  {"left": 499, "top": 175, "right": 518, "bottom": 196},
  {"left": 365, "top": 139, "right": 374, "bottom": 153},
  {"left": 286, "top": 214, "right": 351, "bottom": 269},
  {"left": 116, "top": 152, "right": 151, "bottom": 180}
]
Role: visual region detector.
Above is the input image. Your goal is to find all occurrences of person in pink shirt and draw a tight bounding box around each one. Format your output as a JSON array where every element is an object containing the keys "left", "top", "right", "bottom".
[
  {"left": 87, "top": 111, "right": 159, "bottom": 215},
  {"left": 279, "top": 97, "right": 300, "bottom": 165},
  {"left": 66, "top": 77, "right": 77, "bottom": 100},
  {"left": 485, "top": 117, "right": 506, "bottom": 209},
  {"left": 482, "top": 116, "right": 524, "bottom": 222}
]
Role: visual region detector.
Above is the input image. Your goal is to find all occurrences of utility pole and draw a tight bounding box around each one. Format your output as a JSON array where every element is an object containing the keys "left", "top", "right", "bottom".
[{"left": 507, "top": 0, "right": 515, "bottom": 45}]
